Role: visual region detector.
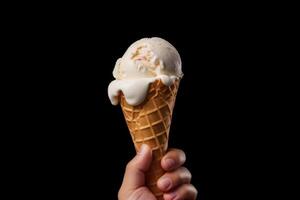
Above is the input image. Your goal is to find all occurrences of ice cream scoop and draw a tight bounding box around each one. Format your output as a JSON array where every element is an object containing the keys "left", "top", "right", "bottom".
[{"left": 108, "top": 37, "right": 183, "bottom": 106}]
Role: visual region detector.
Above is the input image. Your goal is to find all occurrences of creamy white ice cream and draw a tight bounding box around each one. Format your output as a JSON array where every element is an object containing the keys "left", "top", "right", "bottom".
[{"left": 108, "top": 37, "right": 183, "bottom": 106}]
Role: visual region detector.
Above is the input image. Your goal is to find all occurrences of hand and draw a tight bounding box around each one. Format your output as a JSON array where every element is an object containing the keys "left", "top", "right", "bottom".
[{"left": 118, "top": 144, "right": 197, "bottom": 200}]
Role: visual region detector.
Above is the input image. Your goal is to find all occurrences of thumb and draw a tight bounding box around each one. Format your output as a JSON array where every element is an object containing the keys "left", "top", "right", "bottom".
[{"left": 120, "top": 144, "right": 152, "bottom": 191}]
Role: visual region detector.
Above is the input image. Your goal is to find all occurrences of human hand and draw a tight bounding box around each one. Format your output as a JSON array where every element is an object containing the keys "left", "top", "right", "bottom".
[{"left": 118, "top": 144, "right": 197, "bottom": 200}]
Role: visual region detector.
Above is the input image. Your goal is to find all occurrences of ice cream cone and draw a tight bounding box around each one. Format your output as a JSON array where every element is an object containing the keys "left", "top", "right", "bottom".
[{"left": 120, "top": 79, "right": 180, "bottom": 199}]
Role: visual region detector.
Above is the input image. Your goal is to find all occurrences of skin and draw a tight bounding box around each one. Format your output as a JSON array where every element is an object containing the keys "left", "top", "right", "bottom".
[{"left": 118, "top": 145, "right": 198, "bottom": 200}]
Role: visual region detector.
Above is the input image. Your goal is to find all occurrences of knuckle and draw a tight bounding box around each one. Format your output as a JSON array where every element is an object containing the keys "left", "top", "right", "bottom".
[
  {"left": 165, "top": 149, "right": 186, "bottom": 163},
  {"left": 179, "top": 184, "right": 198, "bottom": 200},
  {"left": 125, "top": 160, "right": 135, "bottom": 171},
  {"left": 179, "top": 167, "right": 192, "bottom": 180},
  {"left": 190, "top": 185, "right": 198, "bottom": 199},
  {"left": 186, "top": 184, "right": 198, "bottom": 199},
  {"left": 177, "top": 149, "right": 186, "bottom": 163},
  {"left": 186, "top": 169, "right": 192, "bottom": 180}
]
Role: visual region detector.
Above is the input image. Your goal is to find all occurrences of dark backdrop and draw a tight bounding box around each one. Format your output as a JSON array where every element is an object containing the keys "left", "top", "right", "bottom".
[{"left": 17, "top": 7, "right": 271, "bottom": 200}]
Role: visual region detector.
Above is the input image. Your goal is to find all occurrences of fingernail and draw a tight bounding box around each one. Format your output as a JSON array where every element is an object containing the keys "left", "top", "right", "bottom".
[
  {"left": 165, "top": 158, "right": 175, "bottom": 169},
  {"left": 158, "top": 177, "right": 172, "bottom": 190},
  {"left": 138, "top": 144, "right": 148, "bottom": 156}
]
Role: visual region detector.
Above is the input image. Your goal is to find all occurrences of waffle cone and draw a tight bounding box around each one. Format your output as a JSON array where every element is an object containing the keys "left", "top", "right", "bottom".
[{"left": 120, "top": 79, "right": 179, "bottom": 199}]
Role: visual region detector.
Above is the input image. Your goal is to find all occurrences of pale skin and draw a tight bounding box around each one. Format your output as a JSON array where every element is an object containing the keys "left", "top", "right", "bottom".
[{"left": 118, "top": 144, "right": 198, "bottom": 200}]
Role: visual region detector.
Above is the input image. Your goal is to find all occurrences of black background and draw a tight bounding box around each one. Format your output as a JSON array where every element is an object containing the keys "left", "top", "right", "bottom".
[{"left": 10, "top": 4, "right": 277, "bottom": 200}]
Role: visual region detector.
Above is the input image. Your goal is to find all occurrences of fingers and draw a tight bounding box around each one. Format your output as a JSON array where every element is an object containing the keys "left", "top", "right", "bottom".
[
  {"left": 160, "top": 149, "right": 197, "bottom": 199},
  {"left": 119, "top": 144, "right": 152, "bottom": 192},
  {"left": 157, "top": 167, "right": 191, "bottom": 192},
  {"left": 161, "top": 148, "right": 186, "bottom": 171},
  {"left": 163, "top": 184, "right": 198, "bottom": 200}
]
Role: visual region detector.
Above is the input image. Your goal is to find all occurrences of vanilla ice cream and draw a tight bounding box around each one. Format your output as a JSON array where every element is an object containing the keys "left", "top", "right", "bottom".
[{"left": 108, "top": 37, "right": 183, "bottom": 106}]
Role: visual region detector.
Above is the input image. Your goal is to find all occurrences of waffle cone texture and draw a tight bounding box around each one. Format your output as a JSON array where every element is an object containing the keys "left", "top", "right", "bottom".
[{"left": 120, "top": 79, "right": 180, "bottom": 199}]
